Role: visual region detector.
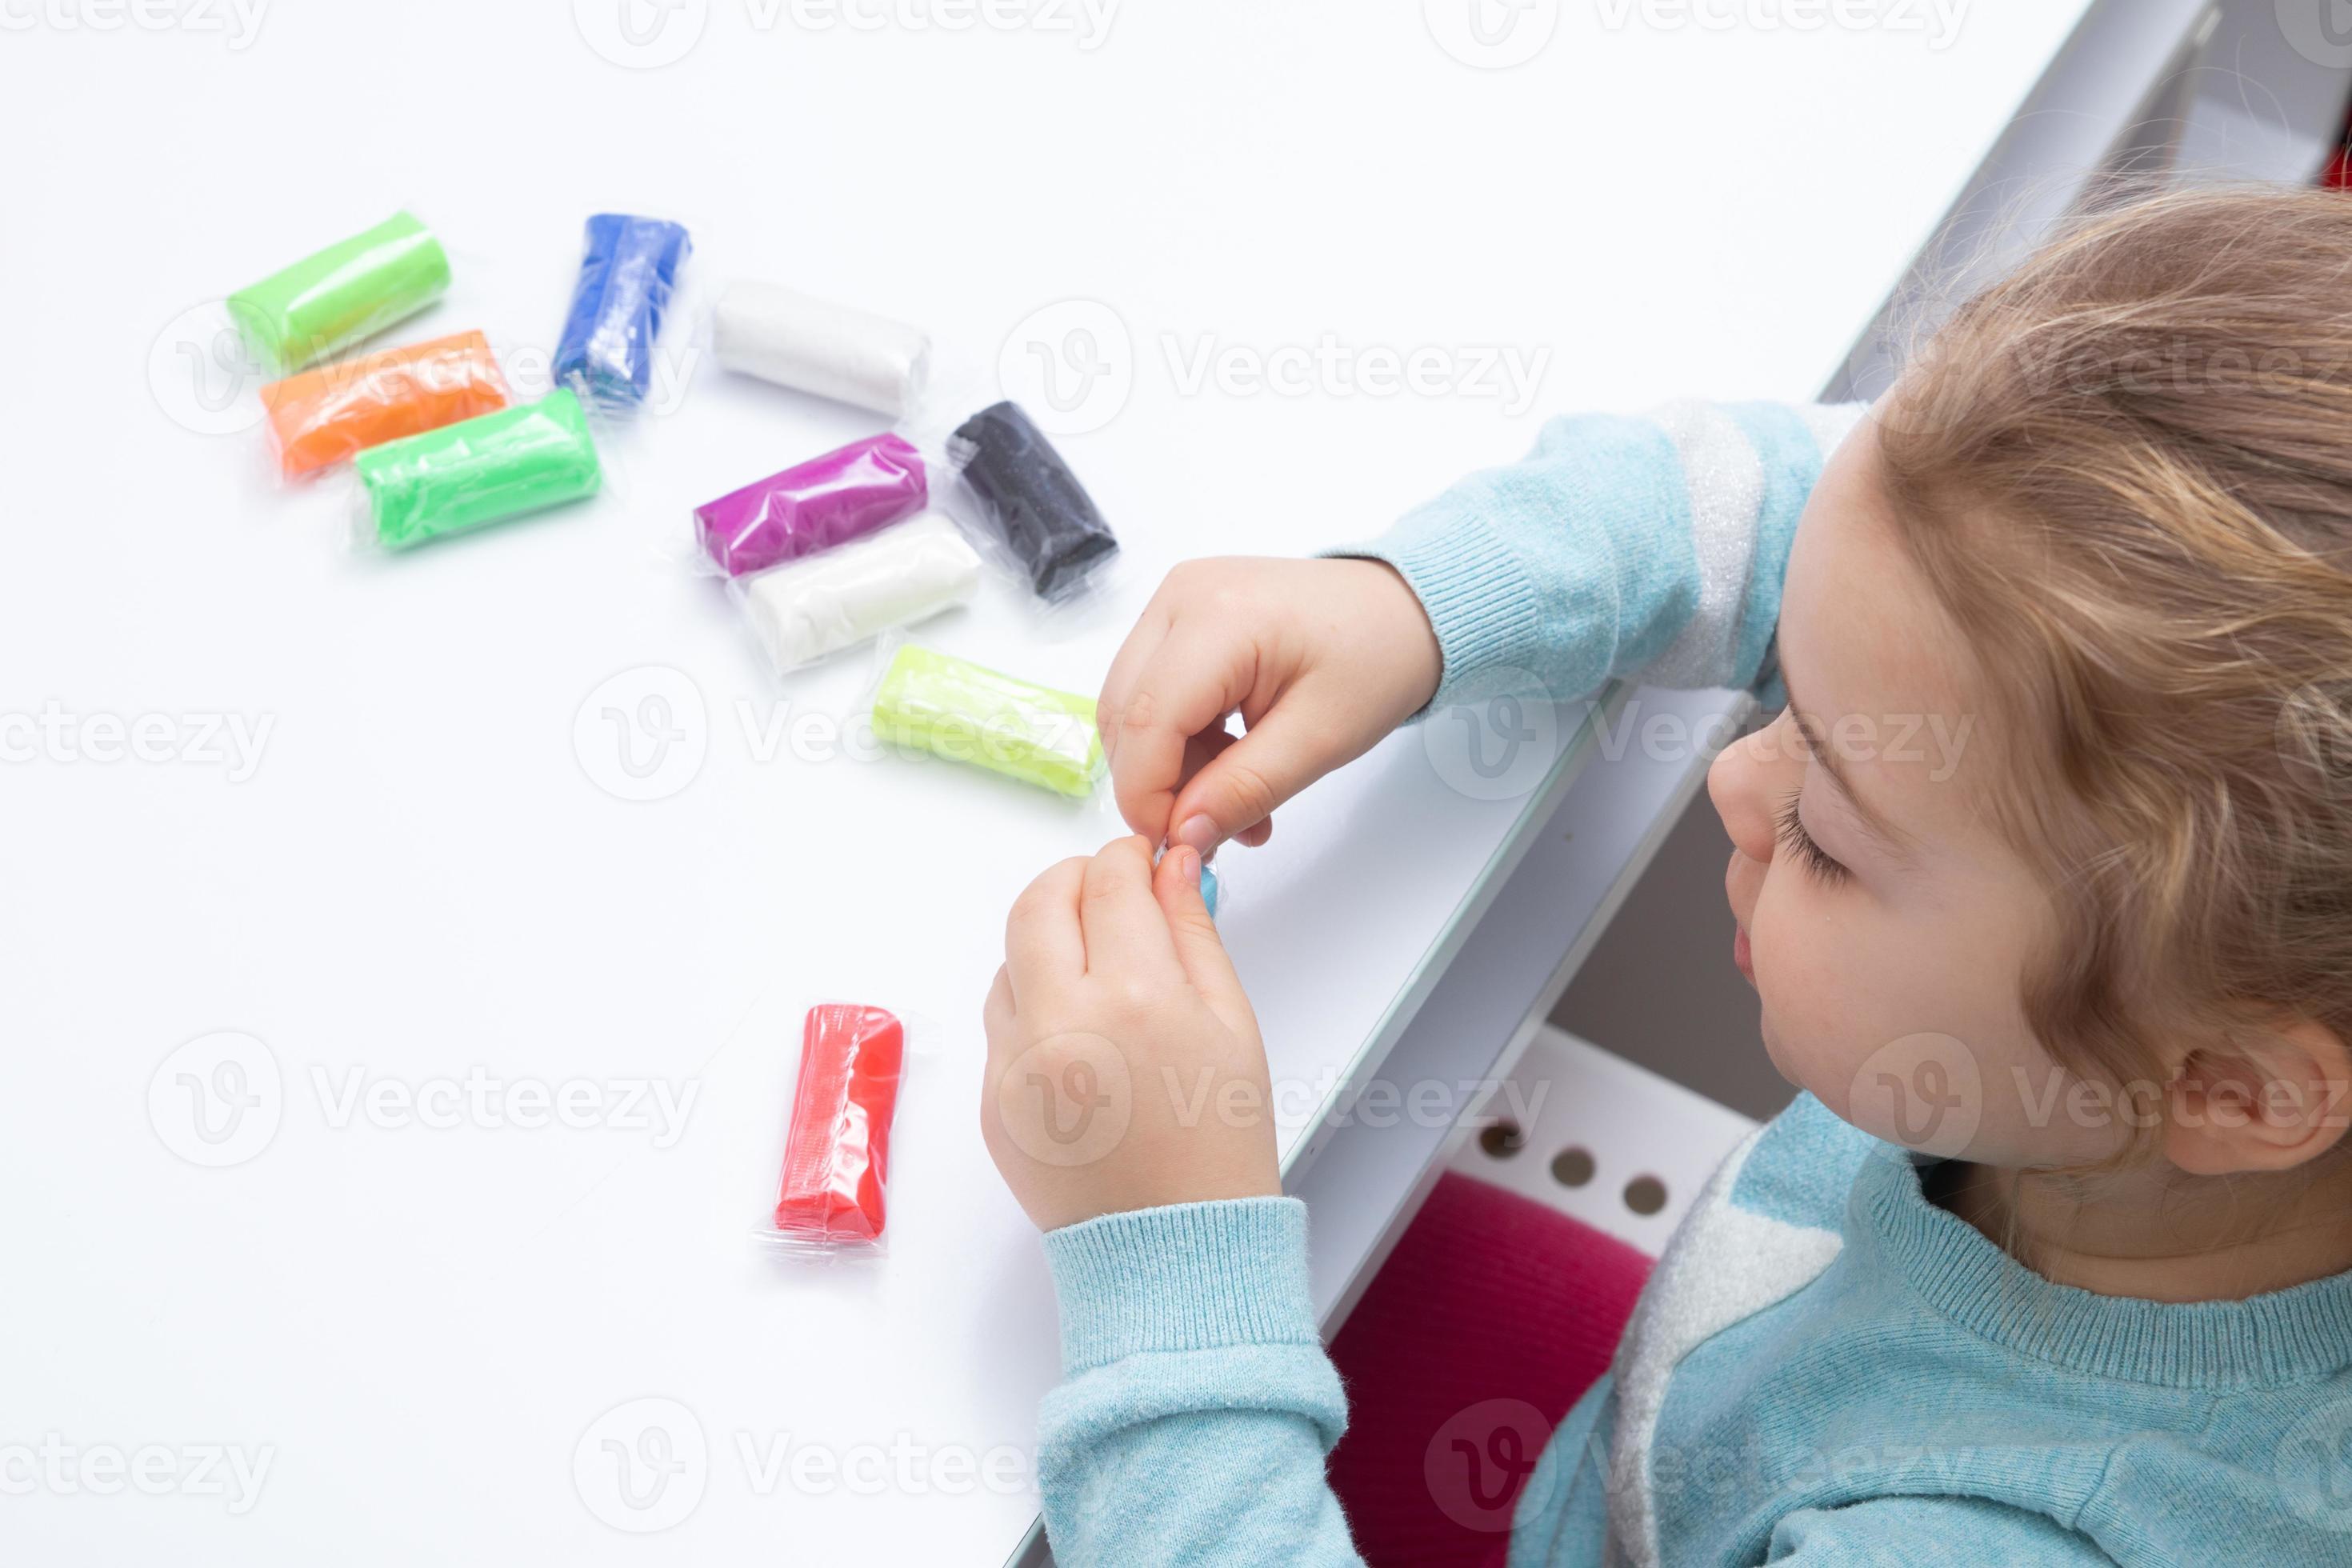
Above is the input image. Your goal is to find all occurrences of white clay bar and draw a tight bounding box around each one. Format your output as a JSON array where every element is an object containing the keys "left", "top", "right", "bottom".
[
  {"left": 736, "top": 513, "right": 982, "bottom": 674},
  {"left": 712, "top": 282, "right": 931, "bottom": 418}
]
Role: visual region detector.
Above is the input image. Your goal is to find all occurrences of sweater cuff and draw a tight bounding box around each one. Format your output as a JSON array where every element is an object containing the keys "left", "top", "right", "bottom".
[
  {"left": 1042, "top": 1197, "right": 1322, "bottom": 1375},
  {"left": 1320, "top": 498, "right": 1545, "bottom": 717}
]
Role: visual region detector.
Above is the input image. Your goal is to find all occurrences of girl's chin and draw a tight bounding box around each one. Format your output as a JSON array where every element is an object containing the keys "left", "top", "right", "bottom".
[{"left": 1754, "top": 1013, "right": 1807, "bottom": 1094}]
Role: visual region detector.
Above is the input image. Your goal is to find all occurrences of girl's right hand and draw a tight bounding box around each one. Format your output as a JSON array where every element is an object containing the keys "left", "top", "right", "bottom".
[
  {"left": 982, "top": 838, "right": 1278, "bottom": 1233},
  {"left": 1097, "top": 556, "right": 1443, "bottom": 854}
]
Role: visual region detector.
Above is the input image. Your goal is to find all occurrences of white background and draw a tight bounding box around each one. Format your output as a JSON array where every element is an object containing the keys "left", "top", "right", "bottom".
[{"left": 0, "top": 2, "right": 2086, "bottom": 1561}]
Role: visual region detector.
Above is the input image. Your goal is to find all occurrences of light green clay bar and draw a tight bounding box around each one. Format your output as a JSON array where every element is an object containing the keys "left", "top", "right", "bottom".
[
  {"left": 871, "top": 645, "right": 1103, "bottom": 798},
  {"left": 356, "top": 390, "right": 602, "bottom": 550},
  {"left": 226, "top": 210, "right": 450, "bottom": 374}
]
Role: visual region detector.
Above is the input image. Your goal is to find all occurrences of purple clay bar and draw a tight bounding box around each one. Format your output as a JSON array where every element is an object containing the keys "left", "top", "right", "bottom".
[{"left": 695, "top": 432, "right": 927, "bottom": 577}]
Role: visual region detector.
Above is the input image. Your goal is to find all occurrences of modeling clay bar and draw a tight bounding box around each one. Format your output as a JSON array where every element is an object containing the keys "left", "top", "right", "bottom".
[
  {"left": 261, "top": 330, "right": 510, "bottom": 478},
  {"left": 950, "top": 400, "right": 1118, "bottom": 602},
  {"left": 554, "top": 214, "right": 692, "bottom": 411},
  {"left": 766, "top": 1002, "right": 906, "bottom": 1253},
  {"left": 870, "top": 642, "right": 1102, "bottom": 798},
  {"left": 713, "top": 282, "right": 930, "bottom": 418},
  {"left": 736, "top": 514, "right": 982, "bottom": 676},
  {"left": 696, "top": 432, "right": 927, "bottom": 578},
  {"left": 227, "top": 210, "right": 451, "bottom": 375},
  {"left": 355, "top": 389, "right": 602, "bottom": 550}
]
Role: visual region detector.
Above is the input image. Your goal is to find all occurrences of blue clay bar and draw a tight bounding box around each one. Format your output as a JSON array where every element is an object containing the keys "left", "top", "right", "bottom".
[{"left": 554, "top": 214, "right": 691, "bottom": 410}]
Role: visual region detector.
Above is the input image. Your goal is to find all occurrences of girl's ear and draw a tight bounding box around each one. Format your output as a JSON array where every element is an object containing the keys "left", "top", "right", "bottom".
[{"left": 2164, "top": 1018, "right": 2352, "bottom": 1177}]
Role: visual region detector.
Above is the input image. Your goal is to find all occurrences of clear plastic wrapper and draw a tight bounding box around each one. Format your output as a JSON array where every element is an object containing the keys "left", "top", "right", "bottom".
[
  {"left": 946, "top": 399, "right": 1120, "bottom": 604},
  {"left": 261, "top": 329, "right": 510, "bottom": 479},
  {"left": 712, "top": 281, "right": 930, "bottom": 418},
  {"left": 694, "top": 431, "right": 928, "bottom": 577},
  {"left": 353, "top": 388, "right": 602, "bottom": 550},
  {"left": 554, "top": 214, "right": 693, "bottom": 414},
  {"left": 759, "top": 1002, "right": 907, "bottom": 1257},
  {"left": 227, "top": 210, "right": 450, "bottom": 376},
  {"left": 867, "top": 637, "right": 1104, "bottom": 798},
  {"left": 732, "top": 512, "right": 982, "bottom": 677}
]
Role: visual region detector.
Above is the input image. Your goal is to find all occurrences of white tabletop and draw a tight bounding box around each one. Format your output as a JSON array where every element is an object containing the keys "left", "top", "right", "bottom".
[{"left": 2, "top": 2, "right": 2093, "bottom": 1561}]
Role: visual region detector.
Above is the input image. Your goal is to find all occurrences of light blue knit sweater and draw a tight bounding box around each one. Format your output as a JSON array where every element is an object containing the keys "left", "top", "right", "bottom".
[{"left": 1032, "top": 402, "right": 2352, "bottom": 1566}]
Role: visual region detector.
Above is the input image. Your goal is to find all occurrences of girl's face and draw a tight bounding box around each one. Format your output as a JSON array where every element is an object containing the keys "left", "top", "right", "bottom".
[{"left": 1706, "top": 421, "right": 2130, "bottom": 1168}]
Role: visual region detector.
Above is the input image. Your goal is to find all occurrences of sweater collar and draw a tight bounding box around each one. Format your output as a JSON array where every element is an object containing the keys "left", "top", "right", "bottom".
[{"left": 1855, "top": 1147, "right": 2352, "bottom": 1388}]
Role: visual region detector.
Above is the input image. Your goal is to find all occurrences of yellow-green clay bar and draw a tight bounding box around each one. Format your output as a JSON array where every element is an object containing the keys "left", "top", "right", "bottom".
[{"left": 870, "top": 645, "right": 1102, "bottom": 798}]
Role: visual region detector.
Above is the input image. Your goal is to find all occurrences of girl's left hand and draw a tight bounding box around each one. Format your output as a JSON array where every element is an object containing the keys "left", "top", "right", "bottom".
[{"left": 982, "top": 836, "right": 1281, "bottom": 1233}]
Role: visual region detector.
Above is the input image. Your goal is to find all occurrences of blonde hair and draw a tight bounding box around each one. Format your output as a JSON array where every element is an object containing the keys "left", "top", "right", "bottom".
[{"left": 1878, "top": 186, "right": 2352, "bottom": 1110}]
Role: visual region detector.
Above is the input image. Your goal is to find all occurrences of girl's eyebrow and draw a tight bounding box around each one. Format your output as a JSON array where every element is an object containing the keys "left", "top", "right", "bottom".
[{"left": 1781, "top": 690, "right": 1915, "bottom": 858}]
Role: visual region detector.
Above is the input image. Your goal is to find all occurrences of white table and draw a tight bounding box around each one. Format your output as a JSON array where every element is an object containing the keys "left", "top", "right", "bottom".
[{"left": 0, "top": 3, "right": 2096, "bottom": 1561}]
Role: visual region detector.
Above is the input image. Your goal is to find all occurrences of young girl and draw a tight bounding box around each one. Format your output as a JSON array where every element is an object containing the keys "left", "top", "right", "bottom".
[{"left": 979, "top": 187, "right": 2352, "bottom": 1565}]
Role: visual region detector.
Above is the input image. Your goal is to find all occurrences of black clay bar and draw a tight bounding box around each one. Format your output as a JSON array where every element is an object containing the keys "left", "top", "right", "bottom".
[{"left": 950, "top": 401, "right": 1119, "bottom": 601}]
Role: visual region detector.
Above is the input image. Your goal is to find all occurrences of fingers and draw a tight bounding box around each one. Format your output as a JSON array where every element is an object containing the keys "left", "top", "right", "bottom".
[
  {"left": 1177, "top": 728, "right": 1271, "bottom": 855},
  {"left": 1078, "top": 836, "right": 1182, "bottom": 980},
  {"left": 1163, "top": 697, "right": 1335, "bottom": 858},
  {"left": 1095, "top": 601, "right": 1170, "bottom": 775},
  {"left": 1104, "top": 626, "right": 1257, "bottom": 849},
  {"left": 1004, "top": 856, "right": 1088, "bottom": 1007},
  {"left": 1152, "top": 846, "right": 1253, "bottom": 1029},
  {"left": 1182, "top": 726, "right": 1238, "bottom": 786}
]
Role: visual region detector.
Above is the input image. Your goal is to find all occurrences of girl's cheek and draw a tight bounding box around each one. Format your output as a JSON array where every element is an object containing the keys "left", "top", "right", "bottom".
[
  {"left": 1748, "top": 879, "right": 1874, "bottom": 1102},
  {"left": 1747, "top": 870, "right": 1818, "bottom": 1001},
  {"left": 1745, "top": 881, "right": 1815, "bottom": 1068}
]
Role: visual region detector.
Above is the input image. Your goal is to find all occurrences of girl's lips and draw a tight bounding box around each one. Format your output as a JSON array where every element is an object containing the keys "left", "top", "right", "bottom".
[{"left": 1732, "top": 926, "right": 1754, "bottom": 982}]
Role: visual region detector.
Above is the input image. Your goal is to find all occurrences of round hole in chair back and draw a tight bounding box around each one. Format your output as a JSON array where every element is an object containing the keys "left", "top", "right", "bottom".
[
  {"left": 1623, "top": 1174, "right": 1668, "bottom": 1216},
  {"left": 1550, "top": 1146, "right": 1595, "bottom": 1187},
  {"left": 1478, "top": 1121, "right": 1527, "bottom": 1158}
]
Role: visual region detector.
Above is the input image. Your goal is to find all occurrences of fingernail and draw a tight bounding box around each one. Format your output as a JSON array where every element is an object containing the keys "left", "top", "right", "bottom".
[
  {"left": 1174, "top": 815, "right": 1219, "bottom": 858},
  {"left": 1175, "top": 846, "right": 1201, "bottom": 888}
]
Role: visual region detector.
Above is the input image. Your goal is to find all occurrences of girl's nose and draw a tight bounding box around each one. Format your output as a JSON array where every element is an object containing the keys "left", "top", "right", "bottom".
[{"left": 1707, "top": 714, "right": 1788, "bottom": 865}]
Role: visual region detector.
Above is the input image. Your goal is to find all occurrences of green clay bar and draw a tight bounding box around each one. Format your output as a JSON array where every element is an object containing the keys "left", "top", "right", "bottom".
[
  {"left": 226, "top": 211, "right": 451, "bottom": 374},
  {"left": 356, "top": 390, "right": 602, "bottom": 550},
  {"left": 871, "top": 644, "right": 1103, "bottom": 798}
]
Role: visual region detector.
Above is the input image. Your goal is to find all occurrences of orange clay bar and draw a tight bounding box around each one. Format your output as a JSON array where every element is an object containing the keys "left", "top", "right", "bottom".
[{"left": 260, "top": 330, "right": 510, "bottom": 478}]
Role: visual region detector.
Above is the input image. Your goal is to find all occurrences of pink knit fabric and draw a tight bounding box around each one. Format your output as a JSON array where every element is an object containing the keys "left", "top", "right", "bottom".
[{"left": 1326, "top": 1173, "right": 1653, "bottom": 1566}]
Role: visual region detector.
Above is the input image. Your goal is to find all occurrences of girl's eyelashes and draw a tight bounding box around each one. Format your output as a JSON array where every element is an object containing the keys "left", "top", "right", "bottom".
[{"left": 1774, "top": 790, "right": 1851, "bottom": 886}]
